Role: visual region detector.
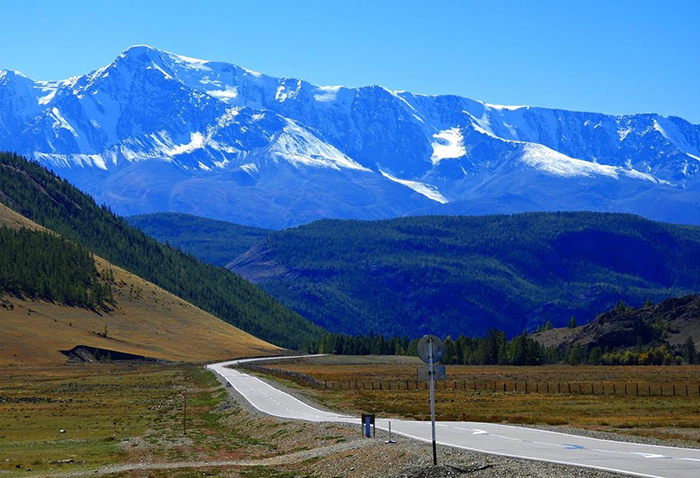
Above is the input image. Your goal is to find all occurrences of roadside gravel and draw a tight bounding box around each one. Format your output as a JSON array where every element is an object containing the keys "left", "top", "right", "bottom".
[{"left": 215, "top": 367, "right": 628, "bottom": 478}]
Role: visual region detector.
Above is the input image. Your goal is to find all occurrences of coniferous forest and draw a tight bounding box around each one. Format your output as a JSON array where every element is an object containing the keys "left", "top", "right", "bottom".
[
  {"left": 0, "top": 152, "right": 324, "bottom": 349},
  {"left": 232, "top": 213, "right": 700, "bottom": 338},
  {"left": 0, "top": 227, "right": 113, "bottom": 309}
]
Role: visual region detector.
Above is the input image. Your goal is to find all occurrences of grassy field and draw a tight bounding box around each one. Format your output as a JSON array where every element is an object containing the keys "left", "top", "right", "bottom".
[
  {"left": 0, "top": 362, "right": 363, "bottom": 477},
  {"left": 254, "top": 355, "right": 700, "bottom": 444}
]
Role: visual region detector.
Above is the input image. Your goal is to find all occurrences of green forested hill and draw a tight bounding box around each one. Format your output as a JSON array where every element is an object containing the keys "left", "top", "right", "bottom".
[
  {"left": 0, "top": 152, "right": 323, "bottom": 349},
  {"left": 229, "top": 213, "right": 700, "bottom": 338},
  {"left": 0, "top": 227, "right": 112, "bottom": 309},
  {"left": 127, "top": 212, "right": 269, "bottom": 267}
]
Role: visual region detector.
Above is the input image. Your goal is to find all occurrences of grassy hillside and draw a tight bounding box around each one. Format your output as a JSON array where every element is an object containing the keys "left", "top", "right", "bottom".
[
  {"left": 0, "top": 203, "right": 281, "bottom": 364},
  {"left": 0, "top": 152, "right": 324, "bottom": 349},
  {"left": 229, "top": 213, "right": 700, "bottom": 338},
  {"left": 127, "top": 212, "right": 269, "bottom": 267}
]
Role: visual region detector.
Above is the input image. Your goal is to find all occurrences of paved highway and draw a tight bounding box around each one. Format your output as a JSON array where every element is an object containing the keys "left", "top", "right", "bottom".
[{"left": 208, "top": 358, "right": 700, "bottom": 478}]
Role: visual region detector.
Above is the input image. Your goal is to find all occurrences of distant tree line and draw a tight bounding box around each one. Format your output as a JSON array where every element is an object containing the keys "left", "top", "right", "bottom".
[
  {"left": 306, "top": 330, "right": 698, "bottom": 366},
  {"left": 0, "top": 226, "right": 113, "bottom": 309},
  {"left": 307, "top": 330, "right": 558, "bottom": 365}
]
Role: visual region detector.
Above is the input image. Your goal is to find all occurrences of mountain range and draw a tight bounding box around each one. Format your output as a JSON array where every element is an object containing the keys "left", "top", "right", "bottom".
[{"left": 1, "top": 45, "right": 699, "bottom": 228}]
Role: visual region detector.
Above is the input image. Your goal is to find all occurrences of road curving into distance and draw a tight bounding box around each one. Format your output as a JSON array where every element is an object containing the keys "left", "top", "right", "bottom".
[{"left": 207, "top": 357, "right": 700, "bottom": 478}]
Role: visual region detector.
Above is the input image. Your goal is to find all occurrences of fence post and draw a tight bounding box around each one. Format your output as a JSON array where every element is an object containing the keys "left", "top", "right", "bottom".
[
  {"left": 515, "top": 382, "right": 518, "bottom": 393},
  {"left": 648, "top": 384, "right": 651, "bottom": 396},
  {"left": 673, "top": 385, "right": 675, "bottom": 396},
  {"left": 525, "top": 382, "right": 528, "bottom": 394},
  {"left": 624, "top": 384, "right": 627, "bottom": 396},
  {"left": 557, "top": 383, "right": 560, "bottom": 393},
  {"left": 503, "top": 382, "right": 506, "bottom": 392},
  {"left": 536, "top": 382, "right": 539, "bottom": 393},
  {"left": 568, "top": 383, "right": 571, "bottom": 394},
  {"left": 636, "top": 383, "right": 639, "bottom": 396},
  {"left": 546, "top": 382, "right": 550, "bottom": 393},
  {"left": 591, "top": 383, "right": 594, "bottom": 395}
]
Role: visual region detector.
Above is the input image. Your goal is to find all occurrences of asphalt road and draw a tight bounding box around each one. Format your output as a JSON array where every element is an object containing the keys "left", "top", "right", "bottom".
[{"left": 208, "top": 358, "right": 700, "bottom": 478}]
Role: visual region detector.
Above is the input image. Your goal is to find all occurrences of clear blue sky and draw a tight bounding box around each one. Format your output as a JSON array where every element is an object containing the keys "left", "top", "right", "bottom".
[{"left": 1, "top": 0, "right": 698, "bottom": 123}]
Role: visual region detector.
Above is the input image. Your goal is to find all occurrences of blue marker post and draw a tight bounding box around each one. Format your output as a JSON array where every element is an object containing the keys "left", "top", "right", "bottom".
[{"left": 361, "top": 413, "right": 375, "bottom": 438}]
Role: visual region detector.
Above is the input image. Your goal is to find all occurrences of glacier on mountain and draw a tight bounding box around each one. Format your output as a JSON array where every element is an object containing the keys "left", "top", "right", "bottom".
[{"left": 0, "top": 45, "right": 698, "bottom": 228}]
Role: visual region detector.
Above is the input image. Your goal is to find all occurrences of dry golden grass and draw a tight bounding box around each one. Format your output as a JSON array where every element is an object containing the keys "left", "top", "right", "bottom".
[
  {"left": 0, "top": 363, "right": 370, "bottom": 478},
  {"left": 0, "top": 203, "right": 281, "bottom": 364},
  {"left": 260, "top": 356, "right": 700, "bottom": 444}
]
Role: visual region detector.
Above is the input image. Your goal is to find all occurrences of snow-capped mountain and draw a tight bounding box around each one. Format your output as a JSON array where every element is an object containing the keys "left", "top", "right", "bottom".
[{"left": 1, "top": 45, "right": 698, "bottom": 228}]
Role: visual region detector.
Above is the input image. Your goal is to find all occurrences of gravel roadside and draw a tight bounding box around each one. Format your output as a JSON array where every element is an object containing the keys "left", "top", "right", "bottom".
[{"left": 214, "top": 366, "right": 630, "bottom": 478}]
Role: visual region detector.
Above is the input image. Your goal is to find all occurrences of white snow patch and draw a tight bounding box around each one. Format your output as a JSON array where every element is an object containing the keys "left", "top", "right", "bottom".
[
  {"left": 618, "top": 127, "right": 632, "bottom": 141},
  {"left": 379, "top": 169, "right": 449, "bottom": 204},
  {"left": 148, "top": 65, "right": 173, "bottom": 80},
  {"left": 314, "top": 85, "right": 341, "bottom": 102},
  {"left": 198, "top": 161, "right": 211, "bottom": 171},
  {"left": 33, "top": 152, "right": 108, "bottom": 170},
  {"left": 270, "top": 120, "right": 370, "bottom": 171},
  {"left": 483, "top": 102, "right": 527, "bottom": 111},
  {"left": 241, "top": 163, "right": 259, "bottom": 174},
  {"left": 653, "top": 119, "right": 670, "bottom": 140},
  {"left": 520, "top": 143, "right": 619, "bottom": 179},
  {"left": 275, "top": 80, "right": 301, "bottom": 102},
  {"left": 168, "top": 52, "right": 212, "bottom": 72},
  {"left": 686, "top": 153, "right": 700, "bottom": 162},
  {"left": 207, "top": 85, "right": 239, "bottom": 100},
  {"left": 166, "top": 132, "right": 205, "bottom": 156},
  {"left": 38, "top": 88, "right": 57, "bottom": 105},
  {"left": 242, "top": 67, "right": 262, "bottom": 77},
  {"left": 50, "top": 107, "right": 78, "bottom": 138},
  {"left": 430, "top": 127, "right": 466, "bottom": 164}
]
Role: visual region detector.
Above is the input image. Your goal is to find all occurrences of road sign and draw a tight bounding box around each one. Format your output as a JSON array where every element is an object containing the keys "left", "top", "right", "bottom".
[
  {"left": 416, "top": 334, "right": 444, "bottom": 466},
  {"left": 417, "top": 364, "right": 446, "bottom": 381},
  {"left": 417, "top": 335, "right": 444, "bottom": 363}
]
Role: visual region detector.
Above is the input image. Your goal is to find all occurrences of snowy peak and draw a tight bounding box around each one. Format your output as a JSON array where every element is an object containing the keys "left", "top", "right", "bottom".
[{"left": 0, "top": 46, "right": 698, "bottom": 228}]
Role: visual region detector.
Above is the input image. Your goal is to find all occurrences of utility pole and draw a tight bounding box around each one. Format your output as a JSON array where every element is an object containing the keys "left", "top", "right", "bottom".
[
  {"left": 429, "top": 339, "right": 437, "bottom": 466},
  {"left": 183, "top": 389, "right": 187, "bottom": 436}
]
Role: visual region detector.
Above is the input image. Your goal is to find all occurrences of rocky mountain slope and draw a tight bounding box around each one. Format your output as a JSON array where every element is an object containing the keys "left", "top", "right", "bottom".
[{"left": 1, "top": 46, "right": 698, "bottom": 228}]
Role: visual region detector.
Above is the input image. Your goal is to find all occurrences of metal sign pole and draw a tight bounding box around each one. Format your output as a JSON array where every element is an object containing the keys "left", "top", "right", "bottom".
[{"left": 429, "top": 339, "right": 437, "bottom": 466}]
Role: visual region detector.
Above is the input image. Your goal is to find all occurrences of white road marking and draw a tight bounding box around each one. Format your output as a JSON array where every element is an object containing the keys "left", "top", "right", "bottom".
[{"left": 207, "top": 358, "right": 700, "bottom": 478}]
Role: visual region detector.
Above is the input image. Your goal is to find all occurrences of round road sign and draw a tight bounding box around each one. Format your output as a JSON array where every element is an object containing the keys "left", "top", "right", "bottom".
[{"left": 417, "top": 335, "right": 444, "bottom": 363}]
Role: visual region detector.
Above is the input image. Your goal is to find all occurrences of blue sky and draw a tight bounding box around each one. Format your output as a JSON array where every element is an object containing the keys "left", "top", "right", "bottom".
[{"left": 1, "top": 0, "right": 698, "bottom": 123}]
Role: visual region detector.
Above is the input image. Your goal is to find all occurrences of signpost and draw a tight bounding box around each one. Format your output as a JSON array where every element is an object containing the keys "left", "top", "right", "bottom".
[
  {"left": 361, "top": 413, "right": 375, "bottom": 438},
  {"left": 417, "top": 334, "right": 444, "bottom": 466}
]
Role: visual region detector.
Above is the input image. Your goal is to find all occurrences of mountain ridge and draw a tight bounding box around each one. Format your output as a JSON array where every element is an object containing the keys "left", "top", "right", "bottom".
[
  {"left": 1, "top": 45, "right": 698, "bottom": 228},
  {"left": 226, "top": 212, "right": 700, "bottom": 338}
]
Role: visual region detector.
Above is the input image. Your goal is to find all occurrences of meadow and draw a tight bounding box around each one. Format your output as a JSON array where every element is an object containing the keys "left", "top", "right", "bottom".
[
  {"left": 252, "top": 355, "right": 700, "bottom": 444},
  {"left": 0, "top": 362, "right": 354, "bottom": 477}
]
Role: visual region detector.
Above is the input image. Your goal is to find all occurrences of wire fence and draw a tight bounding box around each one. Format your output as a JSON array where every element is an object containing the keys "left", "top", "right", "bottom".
[{"left": 241, "top": 364, "right": 700, "bottom": 397}]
